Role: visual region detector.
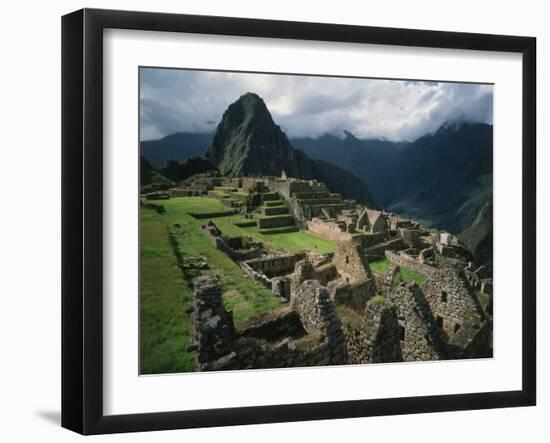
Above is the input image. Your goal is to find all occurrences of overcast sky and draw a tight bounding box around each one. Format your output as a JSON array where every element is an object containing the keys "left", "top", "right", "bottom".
[{"left": 139, "top": 68, "right": 493, "bottom": 142}]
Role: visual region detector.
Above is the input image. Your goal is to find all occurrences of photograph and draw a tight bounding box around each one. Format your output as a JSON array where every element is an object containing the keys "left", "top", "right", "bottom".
[{"left": 139, "top": 68, "right": 494, "bottom": 374}]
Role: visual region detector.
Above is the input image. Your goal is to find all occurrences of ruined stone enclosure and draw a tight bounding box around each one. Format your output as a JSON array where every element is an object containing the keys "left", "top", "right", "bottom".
[
  {"left": 190, "top": 276, "right": 346, "bottom": 371},
  {"left": 157, "top": 175, "right": 493, "bottom": 372}
]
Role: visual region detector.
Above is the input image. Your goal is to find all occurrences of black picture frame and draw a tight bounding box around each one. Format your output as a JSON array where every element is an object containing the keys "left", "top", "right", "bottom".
[{"left": 61, "top": 8, "right": 537, "bottom": 435}]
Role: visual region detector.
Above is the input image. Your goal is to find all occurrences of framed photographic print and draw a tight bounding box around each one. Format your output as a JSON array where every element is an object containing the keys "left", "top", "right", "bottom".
[{"left": 61, "top": 8, "right": 536, "bottom": 435}]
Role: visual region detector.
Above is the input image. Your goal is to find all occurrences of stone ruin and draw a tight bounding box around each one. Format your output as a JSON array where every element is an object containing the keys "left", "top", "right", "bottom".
[
  {"left": 176, "top": 175, "right": 494, "bottom": 370},
  {"left": 189, "top": 276, "right": 346, "bottom": 371},
  {"left": 190, "top": 217, "right": 493, "bottom": 369},
  {"left": 202, "top": 221, "right": 264, "bottom": 262},
  {"left": 379, "top": 263, "right": 492, "bottom": 361},
  {"left": 342, "top": 297, "right": 404, "bottom": 364}
]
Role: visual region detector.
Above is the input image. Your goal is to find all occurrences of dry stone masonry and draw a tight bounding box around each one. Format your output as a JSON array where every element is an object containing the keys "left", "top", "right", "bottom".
[
  {"left": 190, "top": 276, "right": 346, "bottom": 371},
  {"left": 170, "top": 173, "right": 493, "bottom": 371}
]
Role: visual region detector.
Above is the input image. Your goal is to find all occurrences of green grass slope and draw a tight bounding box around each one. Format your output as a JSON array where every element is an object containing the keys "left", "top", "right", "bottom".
[{"left": 140, "top": 196, "right": 285, "bottom": 374}]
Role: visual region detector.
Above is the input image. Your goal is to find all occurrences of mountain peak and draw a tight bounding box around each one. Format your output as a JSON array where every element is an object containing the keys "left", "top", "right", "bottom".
[
  {"left": 238, "top": 91, "right": 262, "bottom": 103},
  {"left": 342, "top": 130, "right": 358, "bottom": 140},
  {"left": 217, "top": 92, "right": 274, "bottom": 133},
  {"left": 233, "top": 92, "right": 269, "bottom": 115},
  {"left": 205, "top": 93, "right": 375, "bottom": 205},
  {"left": 206, "top": 93, "right": 284, "bottom": 173}
]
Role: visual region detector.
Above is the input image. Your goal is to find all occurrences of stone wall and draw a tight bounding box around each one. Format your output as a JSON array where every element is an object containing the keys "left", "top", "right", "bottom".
[
  {"left": 313, "top": 263, "right": 338, "bottom": 286},
  {"left": 306, "top": 218, "right": 353, "bottom": 242},
  {"left": 239, "top": 309, "right": 306, "bottom": 342},
  {"left": 262, "top": 206, "right": 290, "bottom": 216},
  {"left": 189, "top": 276, "right": 347, "bottom": 371},
  {"left": 385, "top": 282, "right": 445, "bottom": 361},
  {"left": 190, "top": 276, "right": 237, "bottom": 371},
  {"left": 240, "top": 260, "right": 272, "bottom": 289},
  {"left": 342, "top": 298, "right": 403, "bottom": 364},
  {"left": 447, "top": 320, "right": 493, "bottom": 359},
  {"left": 385, "top": 250, "right": 437, "bottom": 277},
  {"left": 202, "top": 222, "right": 264, "bottom": 262},
  {"left": 363, "top": 237, "right": 405, "bottom": 256},
  {"left": 399, "top": 227, "right": 425, "bottom": 247},
  {"left": 222, "top": 177, "right": 243, "bottom": 188},
  {"left": 271, "top": 276, "right": 292, "bottom": 302},
  {"left": 289, "top": 259, "right": 316, "bottom": 297},
  {"left": 332, "top": 240, "right": 372, "bottom": 284},
  {"left": 292, "top": 280, "right": 347, "bottom": 363},
  {"left": 246, "top": 253, "right": 306, "bottom": 278},
  {"left": 355, "top": 231, "right": 388, "bottom": 248},
  {"left": 190, "top": 209, "right": 237, "bottom": 219},
  {"left": 330, "top": 279, "right": 376, "bottom": 311},
  {"left": 422, "top": 265, "right": 485, "bottom": 338},
  {"left": 267, "top": 178, "right": 329, "bottom": 200},
  {"left": 214, "top": 237, "right": 263, "bottom": 262},
  {"left": 257, "top": 215, "right": 295, "bottom": 229}
]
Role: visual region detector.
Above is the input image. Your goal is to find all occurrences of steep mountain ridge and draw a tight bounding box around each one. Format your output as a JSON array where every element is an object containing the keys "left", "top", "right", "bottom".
[
  {"left": 205, "top": 92, "right": 376, "bottom": 205},
  {"left": 386, "top": 122, "right": 492, "bottom": 232},
  {"left": 460, "top": 196, "right": 493, "bottom": 271}
]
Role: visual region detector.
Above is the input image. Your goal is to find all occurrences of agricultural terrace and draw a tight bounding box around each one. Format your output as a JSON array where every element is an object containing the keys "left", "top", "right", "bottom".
[{"left": 140, "top": 196, "right": 336, "bottom": 374}]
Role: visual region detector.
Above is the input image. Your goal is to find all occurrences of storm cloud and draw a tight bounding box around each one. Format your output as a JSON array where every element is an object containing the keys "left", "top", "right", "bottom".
[{"left": 139, "top": 68, "right": 493, "bottom": 142}]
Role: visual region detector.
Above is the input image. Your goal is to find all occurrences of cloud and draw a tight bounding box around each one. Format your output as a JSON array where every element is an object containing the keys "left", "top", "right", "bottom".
[{"left": 139, "top": 68, "right": 493, "bottom": 142}]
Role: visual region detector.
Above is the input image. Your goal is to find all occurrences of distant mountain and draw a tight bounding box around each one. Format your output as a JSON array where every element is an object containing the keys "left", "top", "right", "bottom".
[
  {"left": 386, "top": 122, "right": 493, "bottom": 232},
  {"left": 205, "top": 92, "right": 376, "bottom": 205},
  {"left": 291, "top": 132, "right": 408, "bottom": 205},
  {"left": 141, "top": 132, "right": 212, "bottom": 168},
  {"left": 140, "top": 155, "right": 173, "bottom": 192},
  {"left": 460, "top": 196, "right": 493, "bottom": 271},
  {"left": 293, "top": 123, "right": 492, "bottom": 233},
  {"left": 161, "top": 156, "right": 219, "bottom": 182}
]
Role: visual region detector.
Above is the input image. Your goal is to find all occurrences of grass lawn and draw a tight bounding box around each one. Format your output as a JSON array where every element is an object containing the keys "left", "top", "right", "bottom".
[
  {"left": 369, "top": 256, "right": 427, "bottom": 285},
  {"left": 214, "top": 213, "right": 336, "bottom": 254},
  {"left": 393, "top": 267, "right": 427, "bottom": 285},
  {"left": 140, "top": 196, "right": 284, "bottom": 374},
  {"left": 140, "top": 210, "right": 195, "bottom": 374},
  {"left": 169, "top": 196, "right": 228, "bottom": 214},
  {"left": 369, "top": 257, "right": 391, "bottom": 274}
]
